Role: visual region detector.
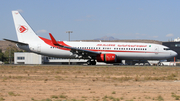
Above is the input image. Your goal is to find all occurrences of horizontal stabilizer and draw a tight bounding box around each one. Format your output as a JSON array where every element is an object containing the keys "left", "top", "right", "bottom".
[{"left": 3, "top": 39, "right": 28, "bottom": 45}]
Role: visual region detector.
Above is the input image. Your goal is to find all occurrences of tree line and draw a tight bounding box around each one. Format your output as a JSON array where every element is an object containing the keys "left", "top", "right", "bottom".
[{"left": 0, "top": 46, "right": 23, "bottom": 64}]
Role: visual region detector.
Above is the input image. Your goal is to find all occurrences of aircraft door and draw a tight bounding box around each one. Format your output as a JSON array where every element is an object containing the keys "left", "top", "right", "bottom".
[
  {"left": 37, "top": 44, "right": 41, "bottom": 52},
  {"left": 155, "top": 46, "right": 158, "bottom": 55}
]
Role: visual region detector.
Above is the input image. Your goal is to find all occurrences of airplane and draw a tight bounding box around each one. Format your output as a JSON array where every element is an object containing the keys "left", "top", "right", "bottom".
[{"left": 4, "top": 11, "right": 177, "bottom": 65}]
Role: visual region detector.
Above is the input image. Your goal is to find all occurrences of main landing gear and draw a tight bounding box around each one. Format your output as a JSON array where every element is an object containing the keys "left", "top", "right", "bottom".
[{"left": 87, "top": 59, "right": 96, "bottom": 65}]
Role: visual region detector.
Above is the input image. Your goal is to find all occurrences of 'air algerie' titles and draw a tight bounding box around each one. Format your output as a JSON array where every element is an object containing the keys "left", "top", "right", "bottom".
[{"left": 97, "top": 44, "right": 115, "bottom": 46}]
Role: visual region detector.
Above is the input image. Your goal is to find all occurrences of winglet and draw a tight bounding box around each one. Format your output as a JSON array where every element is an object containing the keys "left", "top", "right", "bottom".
[{"left": 49, "top": 33, "right": 63, "bottom": 47}]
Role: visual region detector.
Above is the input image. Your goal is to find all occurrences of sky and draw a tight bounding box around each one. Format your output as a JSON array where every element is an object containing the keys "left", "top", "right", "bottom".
[{"left": 1, "top": 0, "right": 180, "bottom": 41}]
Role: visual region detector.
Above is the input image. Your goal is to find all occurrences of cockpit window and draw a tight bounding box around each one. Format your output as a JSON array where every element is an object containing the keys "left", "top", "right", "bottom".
[{"left": 164, "top": 48, "right": 170, "bottom": 50}]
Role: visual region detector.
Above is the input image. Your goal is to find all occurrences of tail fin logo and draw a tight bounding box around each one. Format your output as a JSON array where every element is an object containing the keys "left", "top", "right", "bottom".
[{"left": 18, "top": 25, "right": 28, "bottom": 33}]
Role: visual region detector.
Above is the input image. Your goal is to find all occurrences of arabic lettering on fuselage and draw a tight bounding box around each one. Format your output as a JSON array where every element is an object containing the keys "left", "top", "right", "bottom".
[
  {"left": 117, "top": 45, "right": 147, "bottom": 47},
  {"left": 96, "top": 44, "right": 147, "bottom": 47}
]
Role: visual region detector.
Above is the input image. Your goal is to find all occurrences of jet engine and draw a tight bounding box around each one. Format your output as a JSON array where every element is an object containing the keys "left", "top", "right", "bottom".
[{"left": 96, "top": 53, "right": 118, "bottom": 63}]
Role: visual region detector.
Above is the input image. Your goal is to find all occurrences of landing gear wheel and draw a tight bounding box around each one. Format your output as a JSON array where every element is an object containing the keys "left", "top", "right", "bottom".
[
  {"left": 87, "top": 60, "right": 96, "bottom": 65},
  {"left": 87, "top": 60, "right": 91, "bottom": 65},
  {"left": 158, "top": 62, "right": 162, "bottom": 66},
  {"left": 91, "top": 60, "right": 96, "bottom": 65}
]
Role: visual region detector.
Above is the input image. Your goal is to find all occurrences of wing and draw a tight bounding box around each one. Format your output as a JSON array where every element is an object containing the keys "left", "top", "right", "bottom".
[{"left": 49, "top": 33, "right": 100, "bottom": 58}]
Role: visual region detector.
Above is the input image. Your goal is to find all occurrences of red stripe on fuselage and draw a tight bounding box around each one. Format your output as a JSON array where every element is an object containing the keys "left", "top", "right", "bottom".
[{"left": 39, "top": 36, "right": 71, "bottom": 51}]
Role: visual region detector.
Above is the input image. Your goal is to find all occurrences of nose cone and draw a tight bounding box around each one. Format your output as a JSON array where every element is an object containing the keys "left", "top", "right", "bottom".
[{"left": 171, "top": 51, "right": 178, "bottom": 57}]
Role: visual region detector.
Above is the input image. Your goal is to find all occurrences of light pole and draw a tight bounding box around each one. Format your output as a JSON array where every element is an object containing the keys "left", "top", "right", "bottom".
[
  {"left": 66, "top": 31, "right": 73, "bottom": 41},
  {"left": 66, "top": 31, "right": 73, "bottom": 65},
  {"left": 9, "top": 45, "right": 11, "bottom": 64}
]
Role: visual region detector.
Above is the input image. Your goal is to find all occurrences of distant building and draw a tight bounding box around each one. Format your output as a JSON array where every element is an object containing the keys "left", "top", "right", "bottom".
[
  {"left": 162, "top": 42, "right": 180, "bottom": 61},
  {"left": 14, "top": 52, "right": 91, "bottom": 65},
  {"left": 14, "top": 52, "right": 44, "bottom": 64},
  {"left": 174, "top": 37, "right": 180, "bottom": 42}
]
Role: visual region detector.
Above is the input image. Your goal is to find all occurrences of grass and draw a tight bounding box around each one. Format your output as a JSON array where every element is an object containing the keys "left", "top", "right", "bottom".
[
  {"left": 51, "top": 95, "right": 58, "bottom": 99},
  {"left": 157, "top": 95, "right": 164, "bottom": 101},
  {"left": 0, "top": 97, "right": 5, "bottom": 101},
  {"left": 144, "top": 96, "right": 151, "bottom": 99},
  {"left": 112, "top": 91, "right": 116, "bottom": 94},
  {"left": 171, "top": 93, "right": 180, "bottom": 100},
  {"left": 8, "top": 91, "right": 20, "bottom": 96},
  {"left": 59, "top": 94, "right": 67, "bottom": 98},
  {"left": 41, "top": 98, "right": 52, "bottom": 101},
  {"left": 102, "top": 96, "right": 120, "bottom": 101}
]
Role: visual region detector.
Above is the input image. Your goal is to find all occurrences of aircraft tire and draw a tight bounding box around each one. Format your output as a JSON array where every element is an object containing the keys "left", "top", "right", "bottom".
[
  {"left": 87, "top": 60, "right": 91, "bottom": 65},
  {"left": 91, "top": 61, "right": 96, "bottom": 65},
  {"left": 87, "top": 60, "right": 96, "bottom": 65}
]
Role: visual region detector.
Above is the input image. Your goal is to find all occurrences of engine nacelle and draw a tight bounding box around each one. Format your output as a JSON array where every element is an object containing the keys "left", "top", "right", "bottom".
[{"left": 97, "top": 53, "right": 118, "bottom": 63}]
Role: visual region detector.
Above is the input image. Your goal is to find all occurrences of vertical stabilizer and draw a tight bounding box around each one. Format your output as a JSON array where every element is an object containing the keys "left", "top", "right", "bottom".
[{"left": 12, "top": 11, "right": 41, "bottom": 43}]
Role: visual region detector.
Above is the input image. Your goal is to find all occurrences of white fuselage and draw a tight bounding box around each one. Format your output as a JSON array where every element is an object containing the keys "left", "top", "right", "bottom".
[{"left": 17, "top": 39, "right": 177, "bottom": 60}]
